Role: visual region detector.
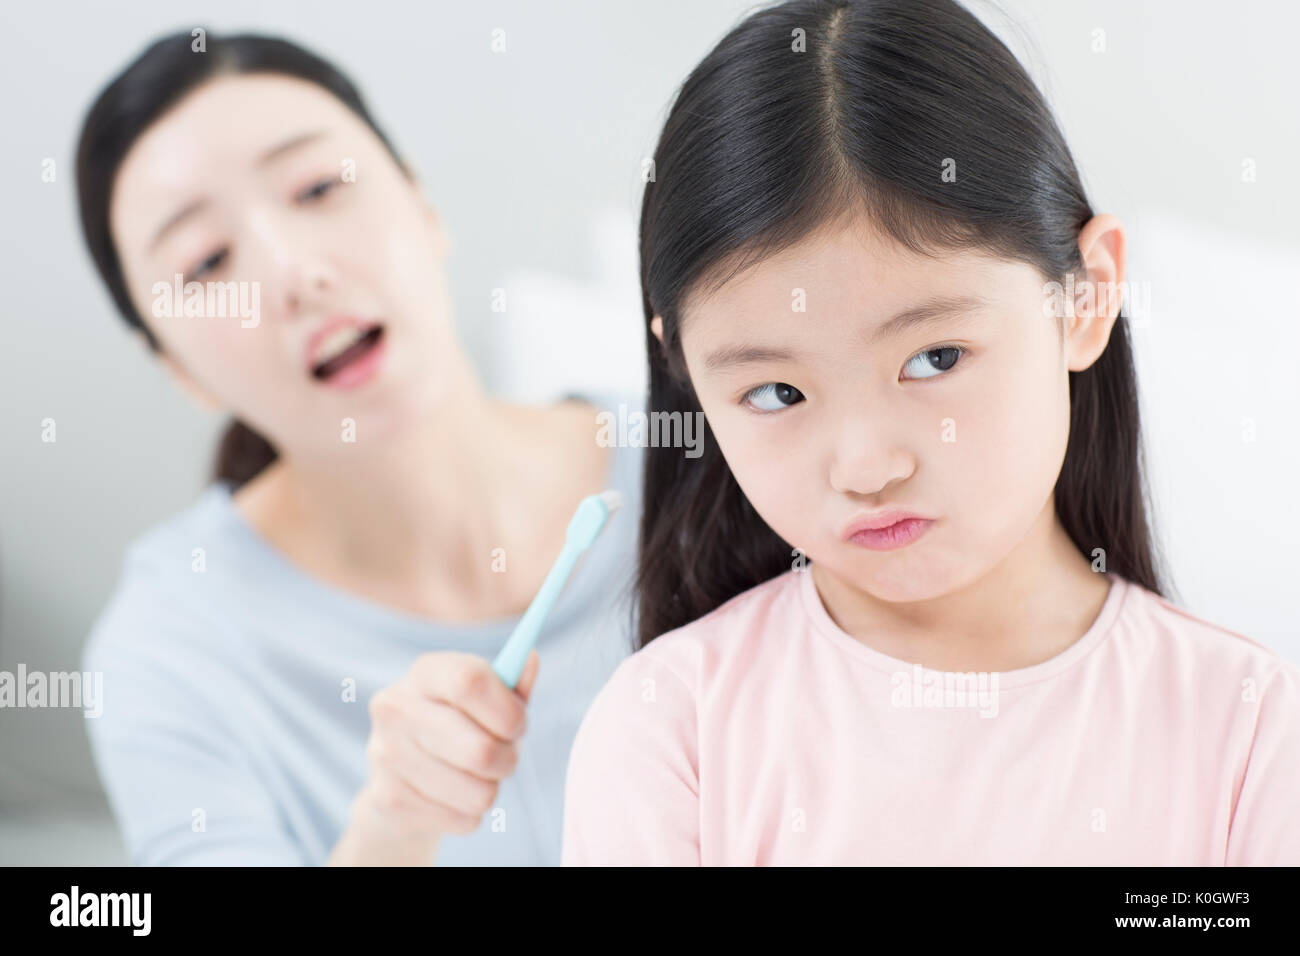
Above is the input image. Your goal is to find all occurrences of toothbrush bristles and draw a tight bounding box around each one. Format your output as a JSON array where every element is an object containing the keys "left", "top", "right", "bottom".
[{"left": 597, "top": 489, "right": 623, "bottom": 513}]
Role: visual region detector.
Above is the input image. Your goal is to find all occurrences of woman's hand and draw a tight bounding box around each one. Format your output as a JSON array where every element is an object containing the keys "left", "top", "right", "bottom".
[{"left": 326, "top": 648, "right": 539, "bottom": 866}]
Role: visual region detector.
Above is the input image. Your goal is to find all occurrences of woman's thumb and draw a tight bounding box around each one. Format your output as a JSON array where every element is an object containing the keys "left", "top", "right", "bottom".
[{"left": 515, "top": 649, "right": 540, "bottom": 702}]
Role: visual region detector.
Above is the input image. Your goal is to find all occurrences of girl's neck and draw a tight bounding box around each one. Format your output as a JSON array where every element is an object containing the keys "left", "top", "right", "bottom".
[{"left": 811, "top": 498, "right": 1112, "bottom": 673}]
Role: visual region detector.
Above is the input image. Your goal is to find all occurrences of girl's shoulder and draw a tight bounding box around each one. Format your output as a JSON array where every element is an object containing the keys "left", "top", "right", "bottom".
[
  {"left": 609, "top": 569, "right": 803, "bottom": 694},
  {"left": 620, "top": 569, "right": 1300, "bottom": 700},
  {"left": 566, "top": 572, "right": 800, "bottom": 787},
  {"left": 1115, "top": 576, "right": 1298, "bottom": 686}
]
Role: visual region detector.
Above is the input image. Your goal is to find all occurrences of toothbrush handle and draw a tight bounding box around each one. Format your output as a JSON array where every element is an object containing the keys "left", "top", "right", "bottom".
[{"left": 492, "top": 544, "right": 580, "bottom": 689}]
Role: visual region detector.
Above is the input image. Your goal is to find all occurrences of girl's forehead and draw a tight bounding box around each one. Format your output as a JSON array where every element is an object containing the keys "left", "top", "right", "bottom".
[{"left": 680, "top": 222, "right": 1030, "bottom": 335}]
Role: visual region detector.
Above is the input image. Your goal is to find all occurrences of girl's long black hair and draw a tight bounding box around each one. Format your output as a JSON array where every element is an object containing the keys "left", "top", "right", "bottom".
[
  {"left": 76, "top": 29, "right": 410, "bottom": 490},
  {"left": 636, "top": 0, "right": 1171, "bottom": 649}
]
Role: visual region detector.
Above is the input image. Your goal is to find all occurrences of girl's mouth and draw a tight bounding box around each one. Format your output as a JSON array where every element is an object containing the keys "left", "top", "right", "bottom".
[
  {"left": 846, "top": 517, "right": 933, "bottom": 552},
  {"left": 310, "top": 322, "right": 386, "bottom": 387}
]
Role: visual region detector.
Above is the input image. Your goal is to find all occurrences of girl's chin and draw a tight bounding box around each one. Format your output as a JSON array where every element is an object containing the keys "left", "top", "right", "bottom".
[{"left": 827, "top": 556, "right": 953, "bottom": 604}]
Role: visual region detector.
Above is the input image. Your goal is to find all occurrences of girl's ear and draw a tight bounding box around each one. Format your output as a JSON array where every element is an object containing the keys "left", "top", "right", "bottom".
[
  {"left": 1065, "top": 213, "right": 1126, "bottom": 372},
  {"left": 650, "top": 315, "right": 664, "bottom": 343}
]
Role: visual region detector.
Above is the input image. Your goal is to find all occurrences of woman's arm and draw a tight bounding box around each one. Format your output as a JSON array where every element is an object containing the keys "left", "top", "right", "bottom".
[
  {"left": 83, "top": 640, "right": 310, "bottom": 866},
  {"left": 324, "top": 796, "right": 442, "bottom": 866},
  {"left": 325, "top": 650, "right": 540, "bottom": 867}
]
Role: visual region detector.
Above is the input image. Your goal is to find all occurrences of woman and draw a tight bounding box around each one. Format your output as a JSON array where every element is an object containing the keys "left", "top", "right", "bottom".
[{"left": 76, "top": 29, "right": 642, "bottom": 865}]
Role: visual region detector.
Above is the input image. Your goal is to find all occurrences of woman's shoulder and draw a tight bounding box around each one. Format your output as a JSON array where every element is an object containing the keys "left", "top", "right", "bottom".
[
  {"left": 122, "top": 481, "right": 238, "bottom": 564},
  {"left": 81, "top": 482, "right": 247, "bottom": 671},
  {"left": 569, "top": 386, "right": 646, "bottom": 481}
]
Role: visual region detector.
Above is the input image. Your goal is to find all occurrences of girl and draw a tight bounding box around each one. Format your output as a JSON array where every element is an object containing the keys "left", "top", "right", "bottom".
[
  {"left": 562, "top": 0, "right": 1300, "bottom": 865},
  {"left": 76, "top": 30, "right": 641, "bottom": 865}
]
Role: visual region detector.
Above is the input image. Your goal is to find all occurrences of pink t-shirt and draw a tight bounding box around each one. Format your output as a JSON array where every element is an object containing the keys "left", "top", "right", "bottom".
[{"left": 562, "top": 568, "right": 1300, "bottom": 865}]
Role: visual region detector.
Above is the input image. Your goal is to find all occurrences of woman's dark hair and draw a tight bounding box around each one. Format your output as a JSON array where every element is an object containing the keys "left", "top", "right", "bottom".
[
  {"left": 76, "top": 29, "right": 409, "bottom": 489},
  {"left": 636, "top": 0, "right": 1172, "bottom": 648}
]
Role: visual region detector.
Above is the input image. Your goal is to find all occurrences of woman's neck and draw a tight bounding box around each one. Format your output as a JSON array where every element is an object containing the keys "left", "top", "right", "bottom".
[
  {"left": 234, "top": 373, "right": 610, "bottom": 621},
  {"left": 811, "top": 498, "right": 1112, "bottom": 673}
]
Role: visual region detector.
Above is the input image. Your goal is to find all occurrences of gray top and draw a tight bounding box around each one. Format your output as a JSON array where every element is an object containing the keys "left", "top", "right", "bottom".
[{"left": 82, "top": 392, "right": 643, "bottom": 865}]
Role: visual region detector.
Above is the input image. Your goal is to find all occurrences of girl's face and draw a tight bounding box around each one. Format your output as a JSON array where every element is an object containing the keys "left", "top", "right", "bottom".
[
  {"left": 110, "top": 73, "right": 458, "bottom": 458},
  {"left": 677, "top": 215, "right": 1089, "bottom": 603}
]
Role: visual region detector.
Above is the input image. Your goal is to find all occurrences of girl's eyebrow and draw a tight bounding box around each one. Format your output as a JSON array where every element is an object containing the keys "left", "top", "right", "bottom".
[
  {"left": 146, "top": 129, "right": 330, "bottom": 254},
  {"left": 701, "top": 293, "right": 988, "bottom": 373},
  {"left": 871, "top": 293, "right": 988, "bottom": 343},
  {"left": 703, "top": 342, "right": 802, "bottom": 373}
]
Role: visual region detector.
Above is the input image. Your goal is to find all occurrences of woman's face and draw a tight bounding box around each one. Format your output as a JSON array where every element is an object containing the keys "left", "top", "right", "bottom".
[
  {"left": 111, "top": 72, "right": 457, "bottom": 457},
  {"left": 676, "top": 213, "right": 1113, "bottom": 603}
]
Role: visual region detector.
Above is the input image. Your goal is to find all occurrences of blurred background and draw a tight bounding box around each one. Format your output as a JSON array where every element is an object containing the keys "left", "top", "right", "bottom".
[{"left": 2, "top": 0, "right": 1297, "bottom": 864}]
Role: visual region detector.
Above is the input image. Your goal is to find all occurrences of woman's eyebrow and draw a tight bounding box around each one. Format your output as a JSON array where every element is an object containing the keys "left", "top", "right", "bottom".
[
  {"left": 255, "top": 128, "right": 328, "bottom": 168},
  {"left": 148, "top": 197, "right": 209, "bottom": 253},
  {"left": 146, "top": 129, "right": 330, "bottom": 253},
  {"left": 701, "top": 293, "right": 988, "bottom": 373}
]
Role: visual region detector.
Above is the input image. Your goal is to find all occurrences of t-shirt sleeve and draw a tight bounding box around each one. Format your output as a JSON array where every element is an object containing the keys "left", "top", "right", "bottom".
[
  {"left": 82, "top": 572, "right": 309, "bottom": 866},
  {"left": 561, "top": 648, "right": 701, "bottom": 865},
  {"left": 1225, "top": 660, "right": 1300, "bottom": 866}
]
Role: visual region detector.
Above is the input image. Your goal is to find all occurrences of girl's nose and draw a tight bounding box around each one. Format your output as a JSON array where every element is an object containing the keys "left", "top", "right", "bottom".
[{"left": 827, "top": 414, "right": 915, "bottom": 498}]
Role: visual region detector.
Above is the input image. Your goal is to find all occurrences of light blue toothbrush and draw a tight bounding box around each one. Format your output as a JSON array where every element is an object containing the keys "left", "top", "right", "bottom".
[{"left": 491, "top": 490, "right": 623, "bottom": 689}]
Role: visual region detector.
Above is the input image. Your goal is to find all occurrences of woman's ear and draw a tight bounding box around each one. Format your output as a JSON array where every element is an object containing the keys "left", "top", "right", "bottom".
[
  {"left": 404, "top": 162, "right": 451, "bottom": 259},
  {"left": 1065, "top": 213, "right": 1126, "bottom": 373},
  {"left": 423, "top": 195, "right": 450, "bottom": 260},
  {"left": 650, "top": 315, "right": 664, "bottom": 343},
  {"left": 159, "top": 352, "right": 223, "bottom": 413}
]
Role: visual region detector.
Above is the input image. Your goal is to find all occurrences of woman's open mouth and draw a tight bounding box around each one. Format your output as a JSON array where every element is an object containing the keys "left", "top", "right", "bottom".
[{"left": 308, "top": 321, "right": 386, "bottom": 389}]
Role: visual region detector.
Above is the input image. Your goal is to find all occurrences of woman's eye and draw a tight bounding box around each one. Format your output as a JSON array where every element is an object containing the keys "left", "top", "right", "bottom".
[
  {"left": 742, "top": 382, "right": 805, "bottom": 413},
  {"left": 187, "top": 248, "right": 228, "bottom": 281},
  {"left": 902, "top": 345, "right": 965, "bottom": 380},
  {"left": 298, "top": 176, "right": 340, "bottom": 203}
]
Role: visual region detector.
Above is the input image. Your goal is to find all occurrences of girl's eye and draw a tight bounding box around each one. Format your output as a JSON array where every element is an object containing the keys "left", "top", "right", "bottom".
[
  {"left": 298, "top": 176, "right": 340, "bottom": 203},
  {"left": 742, "top": 382, "right": 805, "bottom": 413},
  {"left": 902, "top": 345, "right": 965, "bottom": 380},
  {"left": 187, "top": 248, "right": 228, "bottom": 281}
]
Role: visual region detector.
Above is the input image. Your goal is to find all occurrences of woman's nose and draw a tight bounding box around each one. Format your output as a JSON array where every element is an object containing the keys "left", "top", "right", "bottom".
[
  {"left": 277, "top": 268, "right": 332, "bottom": 317},
  {"left": 243, "top": 206, "right": 336, "bottom": 319}
]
